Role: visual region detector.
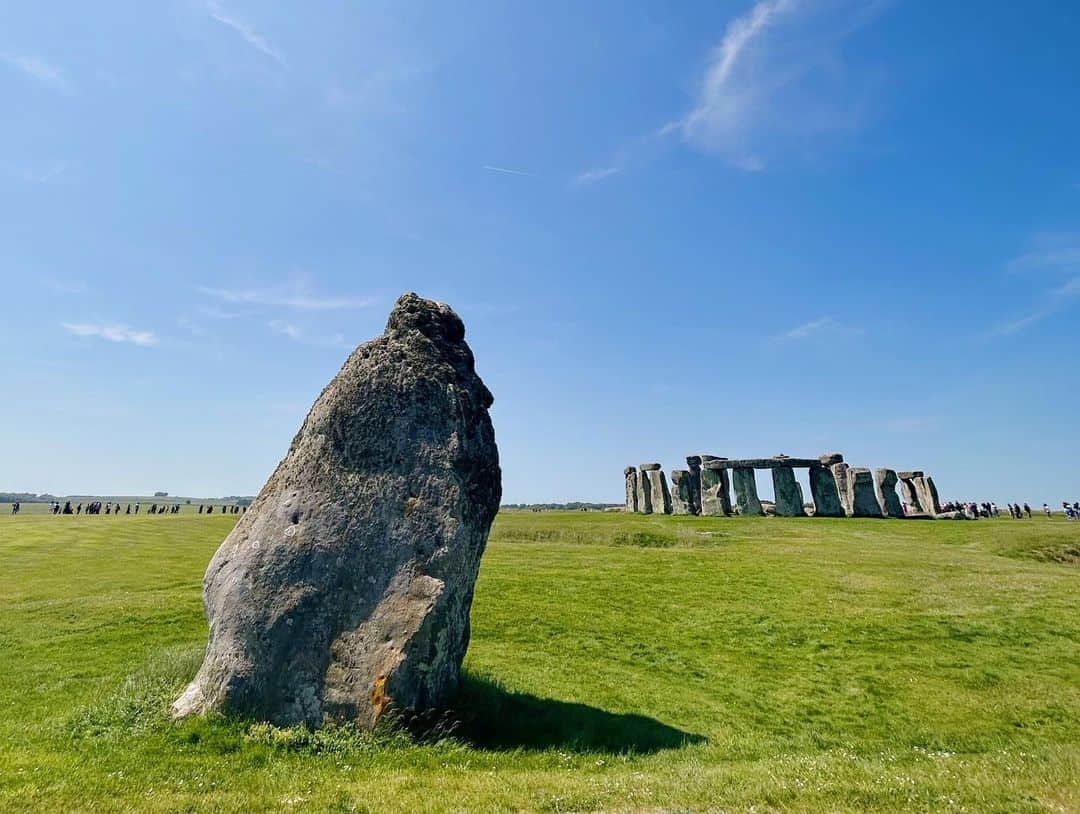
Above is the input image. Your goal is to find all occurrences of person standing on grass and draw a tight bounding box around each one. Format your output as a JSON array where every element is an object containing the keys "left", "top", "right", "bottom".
[{"left": 11, "top": 501, "right": 18, "bottom": 514}]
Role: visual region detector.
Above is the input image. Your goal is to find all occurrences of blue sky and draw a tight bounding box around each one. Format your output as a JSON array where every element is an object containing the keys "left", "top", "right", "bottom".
[{"left": 2, "top": 0, "right": 1078, "bottom": 504}]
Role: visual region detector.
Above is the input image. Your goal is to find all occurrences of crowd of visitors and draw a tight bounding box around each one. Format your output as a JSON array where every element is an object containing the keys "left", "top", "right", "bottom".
[
  {"left": 12, "top": 501, "right": 248, "bottom": 516},
  {"left": 932, "top": 500, "right": 1079, "bottom": 519}
]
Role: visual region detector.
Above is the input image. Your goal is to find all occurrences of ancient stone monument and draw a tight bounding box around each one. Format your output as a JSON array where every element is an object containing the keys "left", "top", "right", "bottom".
[
  {"left": 174, "top": 293, "right": 501, "bottom": 729},
  {"left": 623, "top": 453, "right": 945, "bottom": 520},
  {"left": 897, "top": 471, "right": 923, "bottom": 512},
  {"left": 731, "top": 467, "right": 764, "bottom": 516},
  {"left": 846, "top": 467, "right": 883, "bottom": 517},
  {"left": 670, "top": 470, "right": 695, "bottom": 515},
  {"left": 685, "top": 456, "right": 703, "bottom": 515},
  {"left": 624, "top": 467, "right": 638, "bottom": 513},
  {"left": 636, "top": 464, "right": 655, "bottom": 514},
  {"left": 875, "top": 468, "right": 904, "bottom": 518},
  {"left": 809, "top": 455, "right": 845, "bottom": 517},
  {"left": 897, "top": 471, "right": 942, "bottom": 516},
  {"left": 772, "top": 466, "right": 807, "bottom": 517},
  {"left": 914, "top": 475, "right": 942, "bottom": 516},
  {"left": 831, "top": 461, "right": 852, "bottom": 516},
  {"left": 640, "top": 464, "right": 672, "bottom": 515},
  {"left": 699, "top": 455, "right": 732, "bottom": 516}
]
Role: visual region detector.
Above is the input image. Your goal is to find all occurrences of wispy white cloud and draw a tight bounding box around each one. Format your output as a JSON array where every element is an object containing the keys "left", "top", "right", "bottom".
[
  {"left": 573, "top": 166, "right": 622, "bottom": 186},
  {"left": 772, "top": 315, "right": 841, "bottom": 343},
  {"left": 482, "top": 165, "right": 534, "bottom": 177},
  {"left": 0, "top": 52, "right": 70, "bottom": 91},
  {"left": 205, "top": 1, "right": 286, "bottom": 67},
  {"left": 1006, "top": 235, "right": 1080, "bottom": 274},
  {"left": 667, "top": 0, "right": 887, "bottom": 170},
  {"left": 992, "top": 235, "right": 1080, "bottom": 336},
  {"left": 268, "top": 319, "right": 349, "bottom": 349},
  {"left": 268, "top": 319, "right": 301, "bottom": 340},
  {"left": 1057, "top": 277, "right": 1080, "bottom": 297},
  {"left": 197, "top": 304, "right": 247, "bottom": 319},
  {"left": 197, "top": 284, "right": 375, "bottom": 311},
  {"left": 990, "top": 308, "right": 1057, "bottom": 337},
  {"left": 62, "top": 322, "right": 158, "bottom": 347}
]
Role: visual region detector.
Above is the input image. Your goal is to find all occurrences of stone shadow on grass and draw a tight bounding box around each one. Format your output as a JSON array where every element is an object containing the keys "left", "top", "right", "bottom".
[{"left": 443, "top": 674, "right": 705, "bottom": 754}]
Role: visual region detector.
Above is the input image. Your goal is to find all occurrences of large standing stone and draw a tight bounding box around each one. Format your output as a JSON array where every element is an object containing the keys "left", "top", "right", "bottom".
[
  {"left": 173, "top": 293, "right": 501, "bottom": 729},
  {"left": 732, "top": 467, "right": 764, "bottom": 516},
  {"left": 808, "top": 464, "right": 844, "bottom": 517},
  {"left": 670, "top": 470, "right": 694, "bottom": 515},
  {"left": 772, "top": 467, "right": 806, "bottom": 516},
  {"left": 874, "top": 468, "right": 904, "bottom": 518},
  {"left": 897, "top": 471, "right": 923, "bottom": 512},
  {"left": 636, "top": 466, "right": 653, "bottom": 515},
  {"left": 698, "top": 455, "right": 731, "bottom": 516},
  {"left": 847, "top": 467, "right": 883, "bottom": 517},
  {"left": 624, "top": 467, "right": 638, "bottom": 513},
  {"left": 831, "top": 462, "right": 852, "bottom": 516},
  {"left": 685, "top": 456, "right": 702, "bottom": 515},
  {"left": 913, "top": 475, "right": 942, "bottom": 516},
  {"left": 645, "top": 469, "right": 673, "bottom": 515}
]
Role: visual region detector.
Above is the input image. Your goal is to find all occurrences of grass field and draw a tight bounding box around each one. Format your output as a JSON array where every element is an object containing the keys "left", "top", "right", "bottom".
[{"left": 1, "top": 511, "right": 1077, "bottom": 813}]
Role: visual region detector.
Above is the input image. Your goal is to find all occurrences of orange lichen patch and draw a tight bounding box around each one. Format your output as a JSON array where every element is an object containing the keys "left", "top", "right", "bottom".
[{"left": 370, "top": 674, "right": 391, "bottom": 720}]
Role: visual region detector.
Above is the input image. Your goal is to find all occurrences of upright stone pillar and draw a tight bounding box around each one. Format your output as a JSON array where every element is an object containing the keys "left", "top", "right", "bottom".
[
  {"left": 670, "top": 470, "right": 695, "bottom": 515},
  {"left": 772, "top": 467, "right": 807, "bottom": 516},
  {"left": 874, "top": 468, "right": 904, "bottom": 518},
  {"left": 732, "top": 467, "right": 764, "bottom": 516},
  {"left": 831, "top": 462, "right": 852, "bottom": 516},
  {"left": 685, "top": 456, "right": 702, "bottom": 515},
  {"left": 645, "top": 468, "right": 673, "bottom": 515},
  {"left": 897, "top": 471, "right": 923, "bottom": 513},
  {"left": 699, "top": 455, "right": 731, "bottom": 516},
  {"left": 809, "top": 458, "right": 844, "bottom": 517},
  {"left": 847, "top": 468, "right": 883, "bottom": 517},
  {"left": 913, "top": 475, "right": 941, "bottom": 516},
  {"left": 637, "top": 463, "right": 656, "bottom": 514},
  {"left": 624, "top": 467, "right": 639, "bottom": 513}
]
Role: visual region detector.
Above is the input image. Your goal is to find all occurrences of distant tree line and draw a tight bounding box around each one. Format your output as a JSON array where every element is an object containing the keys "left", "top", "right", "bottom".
[
  {"left": 500, "top": 502, "right": 620, "bottom": 511},
  {"left": 0, "top": 492, "right": 60, "bottom": 503}
]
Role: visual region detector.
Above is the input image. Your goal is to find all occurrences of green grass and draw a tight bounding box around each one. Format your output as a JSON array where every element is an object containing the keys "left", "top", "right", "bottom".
[{"left": 1, "top": 511, "right": 1077, "bottom": 812}]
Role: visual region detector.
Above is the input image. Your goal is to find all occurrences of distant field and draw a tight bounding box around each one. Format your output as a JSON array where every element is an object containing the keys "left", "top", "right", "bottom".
[
  {"left": 1, "top": 511, "right": 1077, "bottom": 812},
  {"left": 2, "top": 498, "right": 246, "bottom": 515}
]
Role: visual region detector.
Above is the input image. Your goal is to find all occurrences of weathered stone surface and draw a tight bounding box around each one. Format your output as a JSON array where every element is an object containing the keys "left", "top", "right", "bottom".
[
  {"left": 847, "top": 467, "right": 883, "bottom": 517},
  {"left": 934, "top": 510, "right": 968, "bottom": 520},
  {"left": 772, "top": 467, "right": 806, "bottom": 517},
  {"left": 819, "top": 452, "right": 844, "bottom": 466},
  {"left": 731, "top": 467, "right": 763, "bottom": 516},
  {"left": 898, "top": 475, "right": 922, "bottom": 512},
  {"left": 646, "top": 469, "right": 673, "bottom": 515},
  {"left": 831, "top": 462, "right": 851, "bottom": 515},
  {"left": 702, "top": 456, "right": 819, "bottom": 470},
  {"left": 897, "top": 471, "right": 924, "bottom": 480},
  {"left": 639, "top": 463, "right": 662, "bottom": 472},
  {"left": 913, "top": 475, "right": 942, "bottom": 516},
  {"left": 624, "top": 467, "right": 638, "bottom": 513},
  {"left": 670, "top": 470, "right": 694, "bottom": 515},
  {"left": 685, "top": 456, "right": 702, "bottom": 515},
  {"left": 808, "top": 464, "right": 845, "bottom": 517},
  {"left": 699, "top": 460, "right": 732, "bottom": 516},
  {"left": 874, "top": 468, "right": 904, "bottom": 518},
  {"left": 636, "top": 469, "right": 653, "bottom": 514},
  {"left": 173, "top": 293, "right": 501, "bottom": 729}
]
